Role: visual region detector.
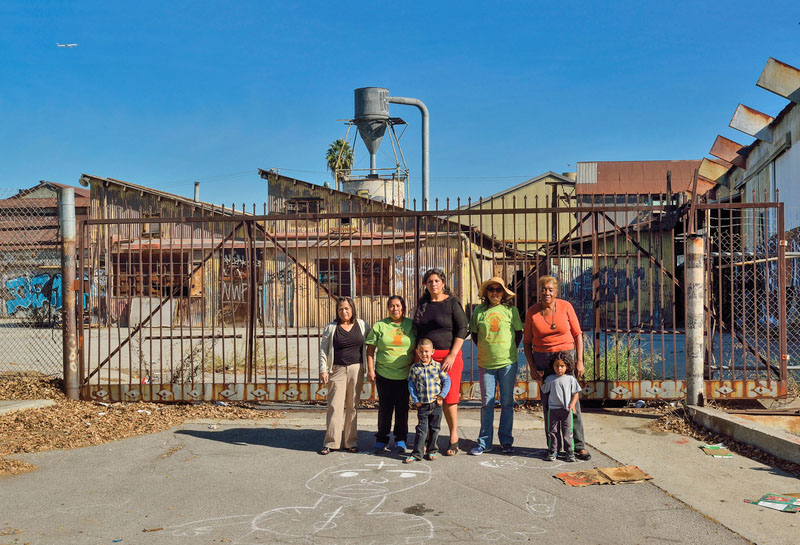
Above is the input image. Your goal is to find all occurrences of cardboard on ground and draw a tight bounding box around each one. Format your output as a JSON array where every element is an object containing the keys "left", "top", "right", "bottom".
[{"left": 555, "top": 465, "right": 652, "bottom": 487}]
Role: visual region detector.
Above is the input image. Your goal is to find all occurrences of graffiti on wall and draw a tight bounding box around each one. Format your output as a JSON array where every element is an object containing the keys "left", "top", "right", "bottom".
[
  {"left": 4, "top": 273, "right": 63, "bottom": 316},
  {"left": 565, "top": 266, "right": 667, "bottom": 329}
]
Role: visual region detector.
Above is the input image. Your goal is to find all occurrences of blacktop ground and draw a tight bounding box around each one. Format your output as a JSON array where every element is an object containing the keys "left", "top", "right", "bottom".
[{"left": 1, "top": 402, "right": 798, "bottom": 545}]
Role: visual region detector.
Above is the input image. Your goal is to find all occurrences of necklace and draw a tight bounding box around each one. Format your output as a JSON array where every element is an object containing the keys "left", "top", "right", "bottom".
[{"left": 542, "top": 302, "right": 557, "bottom": 330}]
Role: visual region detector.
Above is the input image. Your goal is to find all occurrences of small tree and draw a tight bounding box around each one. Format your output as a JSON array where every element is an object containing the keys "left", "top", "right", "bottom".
[{"left": 326, "top": 139, "right": 353, "bottom": 186}]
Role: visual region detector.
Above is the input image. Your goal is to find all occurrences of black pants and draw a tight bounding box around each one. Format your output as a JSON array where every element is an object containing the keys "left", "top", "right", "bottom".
[
  {"left": 411, "top": 402, "right": 442, "bottom": 459},
  {"left": 375, "top": 374, "right": 410, "bottom": 444}
]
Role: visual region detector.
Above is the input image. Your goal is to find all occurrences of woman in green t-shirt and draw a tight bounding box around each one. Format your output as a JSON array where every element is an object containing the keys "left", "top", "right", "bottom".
[
  {"left": 468, "top": 277, "right": 524, "bottom": 455},
  {"left": 366, "top": 295, "right": 416, "bottom": 453}
]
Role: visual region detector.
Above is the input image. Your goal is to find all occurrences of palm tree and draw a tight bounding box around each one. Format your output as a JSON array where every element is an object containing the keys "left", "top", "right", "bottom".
[{"left": 326, "top": 139, "right": 353, "bottom": 188}]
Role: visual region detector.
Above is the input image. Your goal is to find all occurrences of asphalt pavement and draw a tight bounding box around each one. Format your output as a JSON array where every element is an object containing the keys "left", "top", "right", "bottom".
[{"left": 1, "top": 407, "right": 798, "bottom": 544}]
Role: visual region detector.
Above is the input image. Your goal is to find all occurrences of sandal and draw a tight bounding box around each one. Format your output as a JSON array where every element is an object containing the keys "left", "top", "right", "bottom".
[
  {"left": 346, "top": 446, "right": 359, "bottom": 453},
  {"left": 445, "top": 441, "right": 460, "bottom": 456},
  {"left": 319, "top": 447, "right": 332, "bottom": 455}
]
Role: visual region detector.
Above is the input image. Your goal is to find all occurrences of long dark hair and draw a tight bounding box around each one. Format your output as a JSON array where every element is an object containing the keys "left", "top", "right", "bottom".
[
  {"left": 335, "top": 296, "right": 357, "bottom": 324},
  {"left": 413, "top": 268, "right": 451, "bottom": 326}
]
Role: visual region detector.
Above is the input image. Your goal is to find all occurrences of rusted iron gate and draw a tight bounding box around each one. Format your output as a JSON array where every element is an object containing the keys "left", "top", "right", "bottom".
[{"left": 75, "top": 196, "right": 787, "bottom": 402}]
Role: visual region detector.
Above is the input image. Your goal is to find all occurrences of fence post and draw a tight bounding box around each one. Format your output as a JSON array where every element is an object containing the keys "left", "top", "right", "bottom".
[
  {"left": 685, "top": 234, "right": 704, "bottom": 406},
  {"left": 59, "top": 187, "right": 79, "bottom": 400}
]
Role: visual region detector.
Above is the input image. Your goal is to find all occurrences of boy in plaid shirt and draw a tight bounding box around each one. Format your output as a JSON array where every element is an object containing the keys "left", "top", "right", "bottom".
[{"left": 405, "top": 338, "right": 451, "bottom": 463}]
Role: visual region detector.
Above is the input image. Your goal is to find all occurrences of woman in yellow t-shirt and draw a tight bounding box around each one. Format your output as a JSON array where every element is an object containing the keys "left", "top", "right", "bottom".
[
  {"left": 468, "top": 277, "right": 523, "bottom": 455},
  {"left": 366, "top": 295, "right": 416, "bottom": 453}
]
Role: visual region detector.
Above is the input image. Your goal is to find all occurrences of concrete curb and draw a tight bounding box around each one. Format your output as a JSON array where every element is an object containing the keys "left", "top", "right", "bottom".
[
  {"left": 0, "top": 399, "right": 55, "bottom": 417},
  {"left": 688, "top": 404, "right": 800, "bottom": 465}
]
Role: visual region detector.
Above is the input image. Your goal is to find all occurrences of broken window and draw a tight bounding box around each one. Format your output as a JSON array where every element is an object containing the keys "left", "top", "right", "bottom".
[
  {"left": 285, "top": 198, "right": 323, "bottom": 214},
  {"left": 317, "top": 259, "right": 351, "bottom": 297}
]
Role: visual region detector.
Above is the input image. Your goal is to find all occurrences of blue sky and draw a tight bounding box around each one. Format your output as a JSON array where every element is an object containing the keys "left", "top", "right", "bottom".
[{"left": 2, "top": 1, "right": 798, "bottom": 207}]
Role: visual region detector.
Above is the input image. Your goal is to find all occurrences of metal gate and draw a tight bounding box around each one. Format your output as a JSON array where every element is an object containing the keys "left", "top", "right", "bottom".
[{"left": 76, "top": 195, "right": 788, "bottom": 402}]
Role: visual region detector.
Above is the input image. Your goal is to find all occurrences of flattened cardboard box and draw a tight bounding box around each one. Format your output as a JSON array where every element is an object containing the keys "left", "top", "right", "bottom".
[{"left": 555, "top": 465, "right": 652, "bottom": 487}]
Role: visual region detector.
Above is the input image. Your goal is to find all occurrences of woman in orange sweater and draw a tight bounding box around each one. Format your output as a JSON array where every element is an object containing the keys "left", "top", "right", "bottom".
[{"left": 523, "top": 275, "right": 591, "bottom": 461}]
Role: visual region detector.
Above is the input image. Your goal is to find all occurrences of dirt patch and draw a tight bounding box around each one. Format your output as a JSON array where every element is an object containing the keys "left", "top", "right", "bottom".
[
  {"left": 0, "top": 373, "right": 283, "bottom": 477},
  {"left": 649, "top": 402, "right": 800, "bottom": 478}
]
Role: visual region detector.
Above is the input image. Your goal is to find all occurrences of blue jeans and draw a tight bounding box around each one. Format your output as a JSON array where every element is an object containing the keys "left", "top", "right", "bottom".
[
  {"left": 477, "top": 362, "right": 518, "bottom": 450},
  {"left": 411, "top": 402, "right": 442, "bottom": 459}
]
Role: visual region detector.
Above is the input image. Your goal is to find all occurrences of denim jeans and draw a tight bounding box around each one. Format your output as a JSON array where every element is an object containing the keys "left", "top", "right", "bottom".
[
  {"left": 476, "top": 362, "right": 518, "bottom": 450},
  {"left": 411, "top": 402, "right": 442, "bottom": 459}
]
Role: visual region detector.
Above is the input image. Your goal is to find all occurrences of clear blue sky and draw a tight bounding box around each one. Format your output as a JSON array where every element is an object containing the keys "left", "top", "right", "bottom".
[{"left": 2, "top": 1, "right": 798, "bottom": 207}]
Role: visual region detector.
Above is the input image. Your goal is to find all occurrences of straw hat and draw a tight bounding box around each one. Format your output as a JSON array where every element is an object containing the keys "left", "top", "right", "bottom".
[{"left": 478, "top": 276, "right": 515, "bottom": 299}]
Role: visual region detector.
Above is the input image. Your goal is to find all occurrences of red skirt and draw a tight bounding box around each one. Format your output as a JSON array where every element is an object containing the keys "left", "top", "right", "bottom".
[{"left": 432, "top": 349, "right": 463, "bottom": 404}]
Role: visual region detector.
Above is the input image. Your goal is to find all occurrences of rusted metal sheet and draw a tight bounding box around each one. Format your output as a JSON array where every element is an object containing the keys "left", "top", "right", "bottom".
[
  {"left": 756, "top": 57, "right": 800, "bottom": 103},
  {"left": 710, "top": 135, "right": 747, "bottom": 169},
  {"left": 699, "top": 157, "right": 731, "bottom": 182},
  {"left": 729, "top": 104, "right": 774, "bottom": 143},
  {"left": 575, "top": 160, "right": 704, "bottom": 195},
  {"left": 706, "top": 380, "right": 786, "bottom": 399}
]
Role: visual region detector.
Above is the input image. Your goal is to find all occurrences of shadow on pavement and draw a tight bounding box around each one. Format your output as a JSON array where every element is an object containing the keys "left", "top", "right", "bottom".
[{"left": 175, "top": 427, "right": 322, "bottom": 452}]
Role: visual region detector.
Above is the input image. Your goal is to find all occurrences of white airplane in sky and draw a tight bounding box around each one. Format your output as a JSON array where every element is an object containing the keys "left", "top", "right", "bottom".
[{"left": 56, "top": 43, "right": 77, "bottom": 48}]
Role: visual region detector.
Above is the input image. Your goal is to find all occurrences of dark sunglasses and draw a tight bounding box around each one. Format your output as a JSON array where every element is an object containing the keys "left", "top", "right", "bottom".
[{"left": 486, "top": 286, "right": 504, "bottom": 293}]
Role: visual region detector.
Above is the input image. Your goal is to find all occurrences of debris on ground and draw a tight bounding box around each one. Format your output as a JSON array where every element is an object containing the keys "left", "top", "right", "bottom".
[
  {"left": 744, "top": 493, "right": 800, "bottom": 513},
  {"left": 555, "top": 465, "right": 652, "bottom": 487},
  {"left": 0, "top": 373, "right": 284, "bottom": 477},
  {"left": 649, "top": 401, "right": 800, "bottom": 478},
  {"left": 700, "top": 443, "right": 733, "bottom": 457}
]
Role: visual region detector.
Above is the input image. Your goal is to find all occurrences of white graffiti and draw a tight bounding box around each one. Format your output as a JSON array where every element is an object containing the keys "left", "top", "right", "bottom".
[
  {"left": 478, "top": 455, "right": 566, "bottom": 470},
  {"left": 166, "top": 458, "right": 435, "bottom": 544}
]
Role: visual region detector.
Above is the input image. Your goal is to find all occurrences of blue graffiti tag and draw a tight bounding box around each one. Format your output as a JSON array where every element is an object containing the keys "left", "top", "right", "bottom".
[{"left": 4, "top": 273, "right": 62, "bottom": 315}]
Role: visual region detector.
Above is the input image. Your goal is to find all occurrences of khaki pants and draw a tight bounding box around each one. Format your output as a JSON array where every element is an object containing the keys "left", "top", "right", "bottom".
[{"left": 323, "top": 364, "right": 364, "bottom": 449}]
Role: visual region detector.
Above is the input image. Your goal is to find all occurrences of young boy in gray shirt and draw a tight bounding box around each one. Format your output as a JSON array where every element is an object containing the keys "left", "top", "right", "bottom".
[{"left": 541, "top": 352, "right": 582, "bottom": 462}]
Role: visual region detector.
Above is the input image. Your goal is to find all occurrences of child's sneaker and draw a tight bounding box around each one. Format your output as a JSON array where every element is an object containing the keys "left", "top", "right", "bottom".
[
  {"left": 374, "top": 442, "right": 387, "bottom": 453},
  {"left": 566, "top": 453, "right": 578, "bottom": 462},
  {"left": 403, "top": 455, "right": 420, "bottom": 464},
  {"left": 501, "top": 444, "right": 513, "bottom": 454},
  {"left": 545, "top": 451, "right": 557, "bottom": 461},
  {"left": 395, "top": 441, "right": 408, "bottom": 453},
  {"left": 469, "top": 446, "right": 486, "bottom": 456}
]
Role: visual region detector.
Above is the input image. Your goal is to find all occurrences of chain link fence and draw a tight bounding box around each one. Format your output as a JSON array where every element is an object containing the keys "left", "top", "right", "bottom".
[
  {"left": 707, "top": 206, "right": 795, "bottom": 382},
  {"left": 0, "top": 188, "right": 63, "bottom": 376}
]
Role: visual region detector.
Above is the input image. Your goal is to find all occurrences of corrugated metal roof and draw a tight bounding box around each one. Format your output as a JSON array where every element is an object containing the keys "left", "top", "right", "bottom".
[
  {"left": 574, "top": 160, "right": 702, "bottom": 194},
  {"left": 576, "top": 162, "right": 597, "bottom": 184}
]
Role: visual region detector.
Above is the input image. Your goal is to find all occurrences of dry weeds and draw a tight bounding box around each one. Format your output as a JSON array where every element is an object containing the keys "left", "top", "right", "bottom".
[{"left": 0, "top": 373, "right": 283, "bottom": 477}]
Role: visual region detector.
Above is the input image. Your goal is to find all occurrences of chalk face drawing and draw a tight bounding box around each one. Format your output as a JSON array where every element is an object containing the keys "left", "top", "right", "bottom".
[{"left": 167, "top": 458, "right": 434, "bottom": 544}]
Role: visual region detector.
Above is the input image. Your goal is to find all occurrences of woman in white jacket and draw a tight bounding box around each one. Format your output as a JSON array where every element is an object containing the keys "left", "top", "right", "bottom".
[{"left": 319, "top": 297, "right": 371, "bottom": 455}]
